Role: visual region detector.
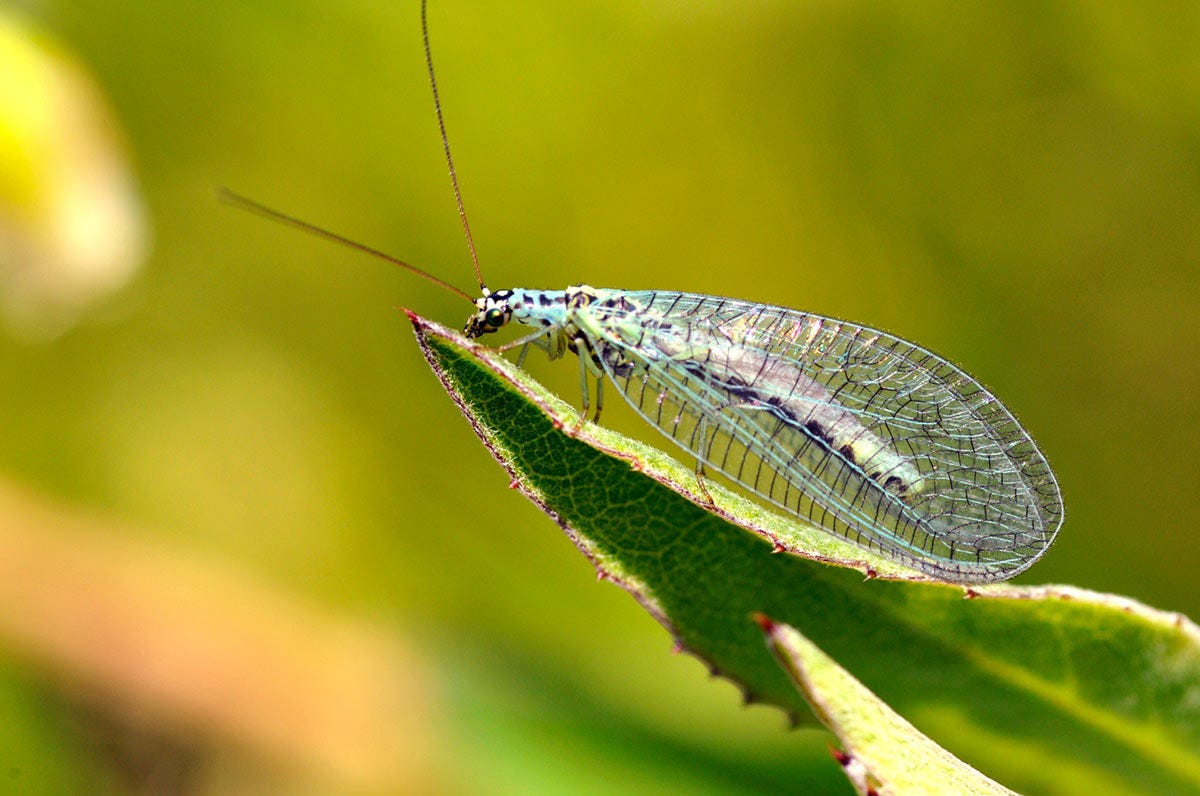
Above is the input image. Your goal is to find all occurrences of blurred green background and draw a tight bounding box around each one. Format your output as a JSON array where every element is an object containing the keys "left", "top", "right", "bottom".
[{"left": 1, "top": 1, "right": 1197, "bottom": 793}]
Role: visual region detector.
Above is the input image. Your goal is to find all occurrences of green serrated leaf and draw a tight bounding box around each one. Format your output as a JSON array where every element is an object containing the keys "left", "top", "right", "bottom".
[
  {"left": 755, "top": 613, "right": 1017, "bottom": 796},
  {"left": 412, "top": 313, "right": 1200, "bottom": 796}
]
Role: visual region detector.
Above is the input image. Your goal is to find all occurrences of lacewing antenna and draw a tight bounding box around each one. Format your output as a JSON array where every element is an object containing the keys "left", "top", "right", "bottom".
[
  {"left": 421, "top": 0, "right": 485, "bottom": 292},
  {"left": 215, "top": 187, "right": 475, "bottom": 303}
]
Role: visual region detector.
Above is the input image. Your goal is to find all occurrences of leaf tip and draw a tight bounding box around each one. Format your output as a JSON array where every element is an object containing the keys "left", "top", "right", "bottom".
[{"left": 750, "top": 611, "right": 776, "bottom": 634}]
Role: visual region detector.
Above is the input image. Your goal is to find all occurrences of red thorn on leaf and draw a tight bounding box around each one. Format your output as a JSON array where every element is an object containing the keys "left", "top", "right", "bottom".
[
  {"left": 829, "top": 745, "right": 852, "bottom": 767},
  {"left": 864, "top": 567, "right": 878, "bottom": 580},
  {"left": 596, "top": 570, "right": 608, "bottom": 582},
  {"left": 771, "top": 542, "right": 785, "bottom": 554},
  {"left": 750, "top": 612, "right": 775, "bottom": 633},
  {"left": 670, "top": 641, "right": 684, "bottom": 655},
  {"left": 629, "top": 460, "right": 644, "bottom": 472},
  {"left": 964, "top": 587, "right": 979, "bottom": 599},
  {"left": 551, "top": 418, "right": 564, "bottom": 431},
  {"left": 507, "top": 478, "right": 520, "bottom": 490}
]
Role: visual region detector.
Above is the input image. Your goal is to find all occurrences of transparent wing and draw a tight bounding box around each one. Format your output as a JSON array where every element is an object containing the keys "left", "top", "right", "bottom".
[{"left": 579, "top": 290, "right": 1063, "bottom": 583}]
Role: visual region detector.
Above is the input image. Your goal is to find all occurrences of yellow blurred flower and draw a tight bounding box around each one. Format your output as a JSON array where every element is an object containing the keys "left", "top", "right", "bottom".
[{"left": 0, "top": 11, "right": 146, "bottom": 338}]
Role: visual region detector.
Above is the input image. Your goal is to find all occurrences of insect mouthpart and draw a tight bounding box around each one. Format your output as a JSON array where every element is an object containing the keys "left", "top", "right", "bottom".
[{"left": 465, "top": 289, "right": 514, "bottom": 338}]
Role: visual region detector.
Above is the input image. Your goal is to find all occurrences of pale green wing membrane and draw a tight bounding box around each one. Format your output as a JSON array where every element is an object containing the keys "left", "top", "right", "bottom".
[{"left": 577, "top": 289, "right": 1062, "bottom": 583}]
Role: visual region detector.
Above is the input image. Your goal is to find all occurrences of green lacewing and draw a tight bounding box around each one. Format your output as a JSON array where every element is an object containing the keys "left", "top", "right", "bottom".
[{"left": 224, "top": 1, "right": 1062, "bottom": 584}]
